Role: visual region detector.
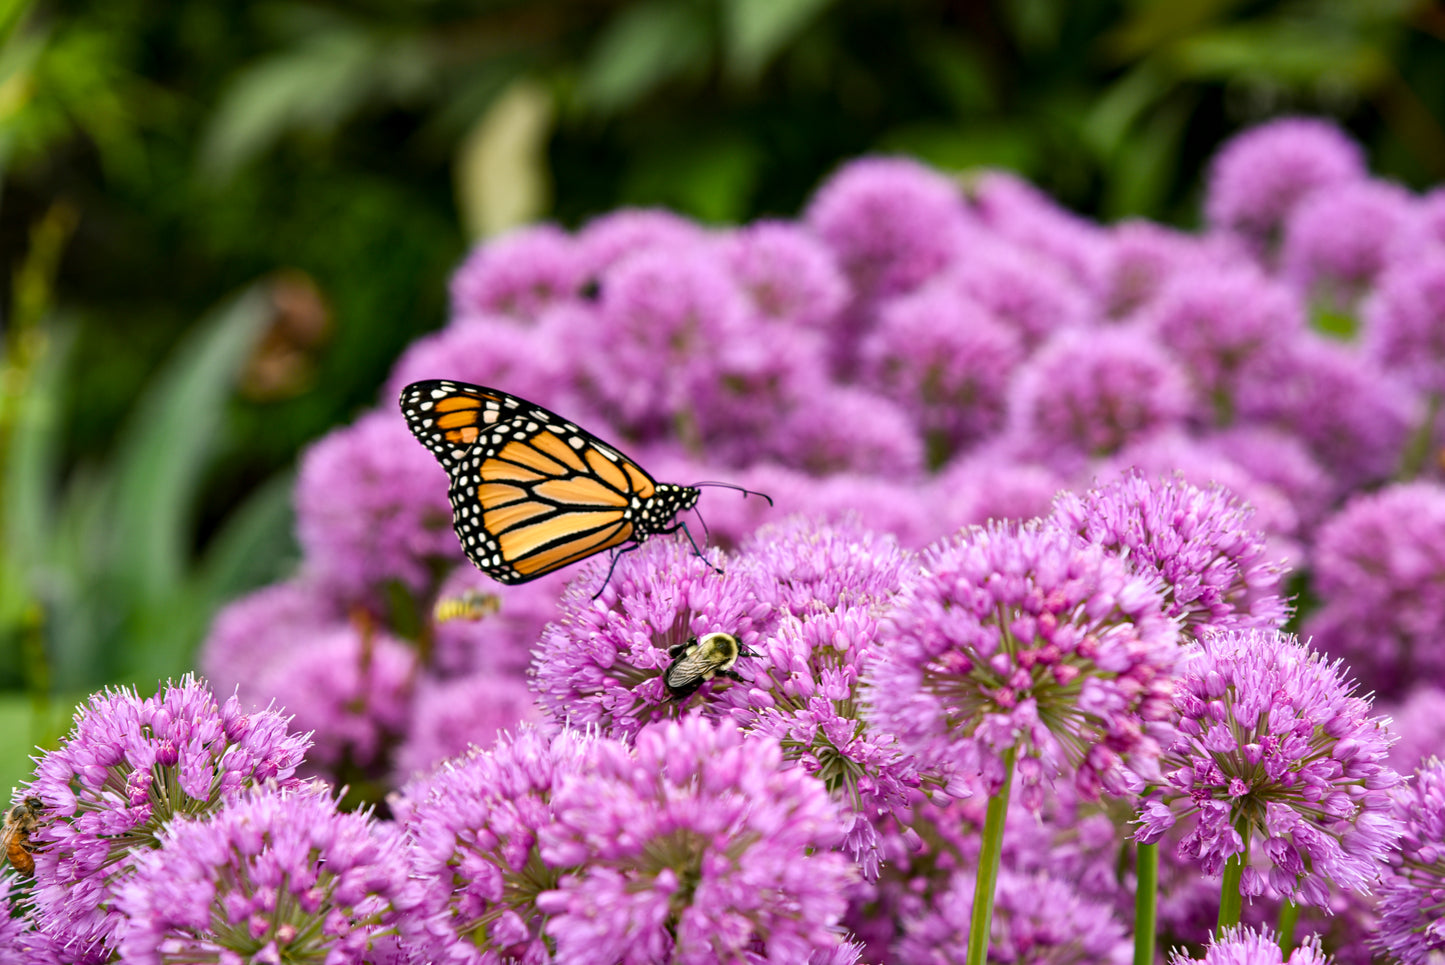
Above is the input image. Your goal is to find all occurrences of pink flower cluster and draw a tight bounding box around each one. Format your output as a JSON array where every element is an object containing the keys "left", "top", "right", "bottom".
[{"left": 8, "top": 116, "right": 1445, "bottom": 964}]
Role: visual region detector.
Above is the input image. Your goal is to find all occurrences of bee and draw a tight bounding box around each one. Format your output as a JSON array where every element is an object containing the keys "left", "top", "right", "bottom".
[
  {"left": 3, "top": 796, "right": 43, "bottom": 876},
  {"left": 663, "top": 632, "right": 757, "bottom": 701},
  {"left": 433, "top": 589, "right": 502, "bottom": 624}
]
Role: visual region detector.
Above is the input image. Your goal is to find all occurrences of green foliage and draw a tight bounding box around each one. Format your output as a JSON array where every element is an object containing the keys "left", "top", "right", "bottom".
[{"left": 0, "top": 0, "right": 1441, "bottom": 785}]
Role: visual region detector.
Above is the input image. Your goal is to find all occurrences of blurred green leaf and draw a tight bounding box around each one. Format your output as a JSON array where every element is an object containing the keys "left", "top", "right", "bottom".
[
  {"left": 0, "top": 690, "right": 79, "bottom": 797},
  {"left": 111, "top": 286, "right": 272, "bottom": 608},
  {"left": 622, "top": 131, "right": 760, "bottom": 223},
  {"left": 1102, "top": 92, "right": 1193, "bottom": 218},
  {"left": 455, "top": 77, "right": 555, "bottom": 240},
  {"left": 1103, "top": 0, "right": 1249, "bottom": 61},
  {"left": 877, "top": 123, "right": 1038, "bottom": 175},
  {"left": 201, "top": 28, "right": 383, "bottom": 178},
  {"left": 1083, "top": 61, "right": 1169, "bottom": 159},
  {"left": 917, "top": 38, "right": 996, "bottom": 115},
  {"left": 723, "top": 0, "right": 834, "bottom": 81},
  {"left": 1170, "top": 24, "right": 1389, "bottom": 87},
  {"left": 580, "top": 0, "right": 709, "bottom": 115},
  {"left": 194, "top": 469, "right": 296, "bottom": 609}
]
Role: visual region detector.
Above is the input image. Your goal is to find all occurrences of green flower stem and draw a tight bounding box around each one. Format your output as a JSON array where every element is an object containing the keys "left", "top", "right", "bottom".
[
  {"left": 965, "top": 747, "right": 1016, "bottom": 965},
  {"left": 1216, "top": 824, "right": 1250, "bottom": 937},
  {"left": 1134, "top": 842, "right": 1159, "bottom": 965},
  {"left": 1277, "top": 901, "right": 1299, "bottom": 954}
]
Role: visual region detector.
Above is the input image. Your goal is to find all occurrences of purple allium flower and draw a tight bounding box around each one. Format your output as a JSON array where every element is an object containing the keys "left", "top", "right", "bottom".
[
  {"left": 1282, "top": 180, "right": 1414, "bottom": 307},
  {"left": 1142, "top": 267, "right": 1304, "bottom": 418},
  {"left": 530, "top": 539, "right": 765, "bottom": 738},
  {"left": 1007, "top": 326, "right": 1194, "bottom": 471},
  {"left": 726, "top": 606, "right": 934, "bottom": 878},
  {"left": 0, "top": 875, "right": 63, "bottom": 965},
  {"left": 765, "top": 383, "right": 926, "bottom": 478},
  {"left": 254, "top": 622, "right": 413, "bottom": 774},
  {"left": 1304, "top": 483, "right": 1445, "bottom": 697},
  {"left": 397, "top": 726, "right": 596, "bottom": 965},
  {"left": 295, "top": 411, "right": 460, "bottom": 600},
  {"left": 384, "top": 315, "right": 574, "bottom": 413},
  {"left": 1363, "top": 251, "right": 1445, "bottom": 395},
  {"left": 197, "top": 578, "right": 342, "bottom": 703},
  {"left": 1178, "top": 927, "right": 1331, "bottom": 965},
  {"left": 737, "top": 515, "right": 910, "bottom": 619},
  {"left": 450, "top": 224, "right": 585, "bottom": 323},
  {"left": 579, "top": 246, "right": 749, "bottom": 438},
  {"left": 1234, "top": 334, "right": 1418, "bottom": 494},
  {"left": 1099, "top": 433, "right": 1303, "bottom": 551},
  {"left": 721, "top": 220, "right": 850, "bottom": 330},
  {"left": 864, "top": 520, "right": 1182, "bottom": 808},
  {"left": 1205, "top": 117, "right": 1366, "bottom": 254},
  {"left": 1373, "top": 757, "right": 1445, "bottom": 965},
  {"left": 1384, "top": 686, "right": 1445, "bottom": 774},
  {"left": 429, "top": 565, "right": 569, "bottom": 677},
  {"left": 1399, "top": 187, "right": 1445, "bottom": 255},
  {"left": 947, "top": 240, "right": 1090, "bottom": 346},
  {"left": 969, "top": 171, "right": 1108, "bottom": 291},
  {"left": 1136, "top": 629, "right": 1402, "bottom": 908},
  {"left": 393, "top": 673, "right": 542, "bottom": 782},
  {"left": 575, "top": 208, "right": 707, "bottom": 280},
  {"left": 1051, "top": 473, "right": 1289, "bottom": 638},
  {"left": 931, "top": 451, "right": 1066, "bottom": 533},
  {"left": 1204, "top": 426, "right": 1333, "bottom": 530},
  {"left": 25, "top": 677, "right": 309, "bottom": 954},
  {"left": 536, "top": 717, "right": 859, "bottom": 964},
  {"left": 893, "top": 868, "right": 1131, "bottom": 965},
  {"left": 806, "top": 156, "right": 967, "bottom": 299},
  {"left": 689, "top": 325, "right": 833, "bottom": 467},
  {"left": 860, "top": 283, "right": 1024, "bottom": 465},
  {"left": 115, "top": 784, "right": 415, "bottom": 965},
  {"left": 1100, "top": 220, "right": 1234, "bottom": 321}
]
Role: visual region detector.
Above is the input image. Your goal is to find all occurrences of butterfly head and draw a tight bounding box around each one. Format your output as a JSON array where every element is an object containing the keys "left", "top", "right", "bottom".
[{"left": 635, "top": 483, "right": 701, "bottom": 537}]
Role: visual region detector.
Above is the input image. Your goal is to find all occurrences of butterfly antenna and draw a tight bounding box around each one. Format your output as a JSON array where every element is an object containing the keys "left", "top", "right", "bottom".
[{"left": 689, "top": 481, "right": 774, "bottom": 507}]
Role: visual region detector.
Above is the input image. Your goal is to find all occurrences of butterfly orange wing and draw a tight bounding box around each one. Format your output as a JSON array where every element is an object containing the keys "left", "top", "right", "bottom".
[{"left": 401, "top": 380, "right": 659, "bottom": 584}]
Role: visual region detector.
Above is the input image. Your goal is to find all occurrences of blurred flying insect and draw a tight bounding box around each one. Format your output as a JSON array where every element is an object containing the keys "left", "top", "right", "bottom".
[
  {"left": 663, "top": 632, "right": 757, "bottom": 701},
  {"left": 433, "top": 589, "right": 502, "bottom": 623},
  {"left": 2, "top": 796, "right": 44, "bottom": 876}
]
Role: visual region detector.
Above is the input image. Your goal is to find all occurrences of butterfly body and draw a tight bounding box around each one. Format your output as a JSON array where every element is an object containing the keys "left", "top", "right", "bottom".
[{"left": 400, "top": 380, "right": 701, "bottom": 585}]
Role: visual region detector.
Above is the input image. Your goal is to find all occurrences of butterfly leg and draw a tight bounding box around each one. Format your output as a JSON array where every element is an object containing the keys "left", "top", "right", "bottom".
[
  {"left": 591, "top": 541, "right": 643, "bottom": 600},
  {"left": 662, "top": 521, "right": 724, "bottom": 576}
]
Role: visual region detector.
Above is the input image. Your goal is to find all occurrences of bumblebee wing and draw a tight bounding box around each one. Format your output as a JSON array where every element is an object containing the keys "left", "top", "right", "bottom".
[{"left": 664, "top": 650, "right": 718, "bottom": 698}]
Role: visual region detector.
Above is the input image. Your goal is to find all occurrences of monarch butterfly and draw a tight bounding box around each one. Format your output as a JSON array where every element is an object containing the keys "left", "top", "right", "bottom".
[{"left": 399, "top": 380, "right": 767, "bottom": 588}]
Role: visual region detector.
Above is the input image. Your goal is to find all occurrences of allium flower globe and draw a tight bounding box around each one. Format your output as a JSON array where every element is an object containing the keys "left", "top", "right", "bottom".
[
  {"left": 530, "top": 539, "right": 765, "bottom": 737},
  {"left": 1051, "top": 473, "right": 1289, "bottom": 638},
  {"left": 1373, "top": 757, "right": 1445, "bottom": 965},
  {"left": 1137, "top": 629, "right": 1402, "bottom": 908},
  {"left": 399, "top": 727, "right": 596, "bottom": 965},
  {"left": 865, "top": 520, "right": 1183, "bottom": 807},
  {"left": 537, "top": 717, "right": 859, "bottom": 965},
  {"left": 116, "top": 785, "right": 416, "bottom": 965},
  {"left": 25, "top": 677, "right": 309, "bottom": 954},
  {"left": 1179, "top": 927, "right": 1331, "bottom": 965}
]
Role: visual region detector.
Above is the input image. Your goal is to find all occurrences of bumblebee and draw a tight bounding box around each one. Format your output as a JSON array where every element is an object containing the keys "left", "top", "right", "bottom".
[
  {"left": 2, "top": 796, "right": 43, "bottom": 876},
  {"left": 663, "top": 632, "right": 756, "bottom": 700},
  {"left": 433, "top": 589, "right": 502, "bottom": 623}
]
